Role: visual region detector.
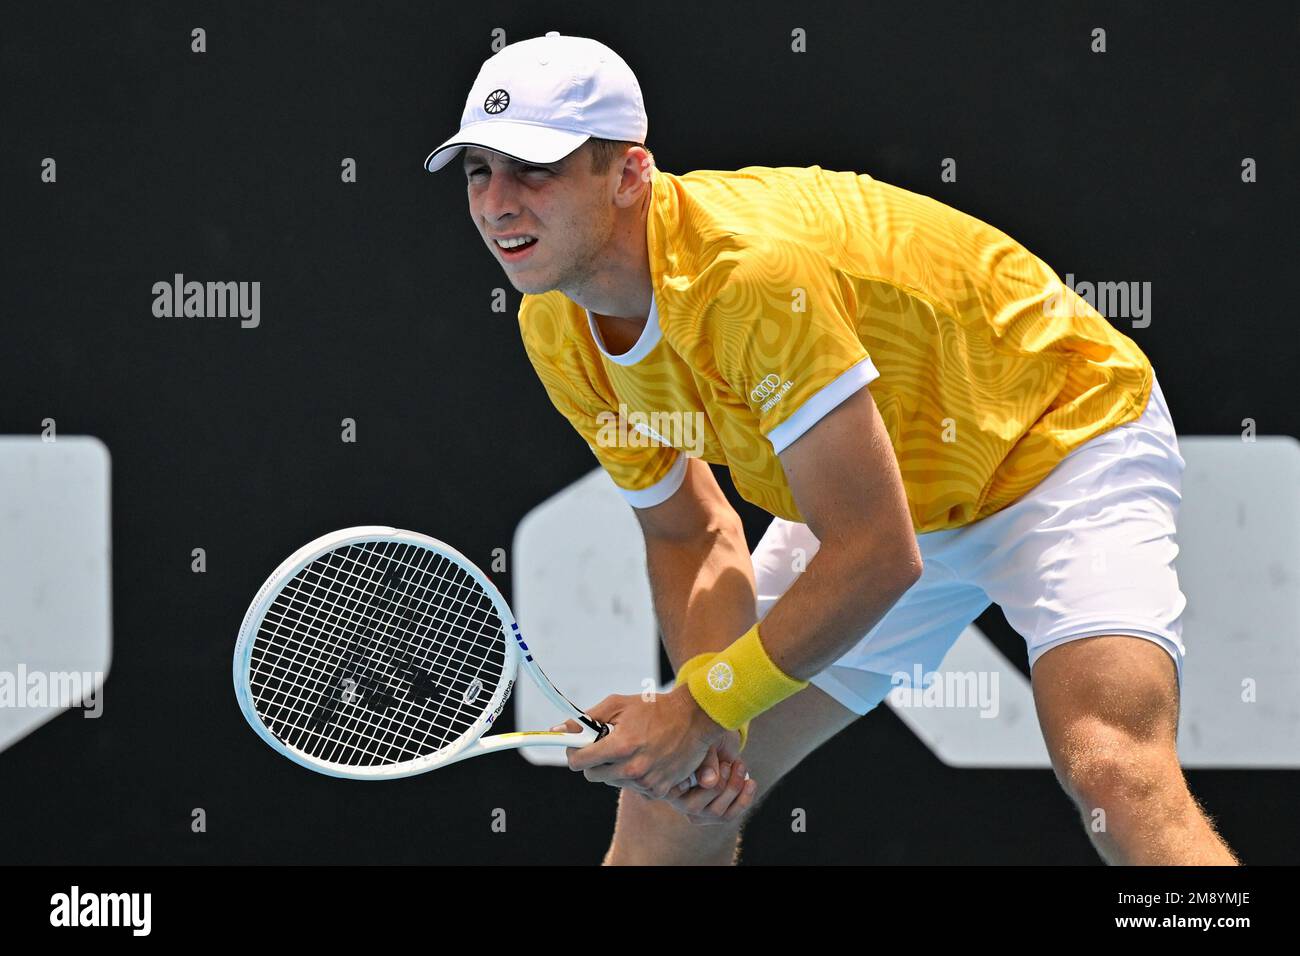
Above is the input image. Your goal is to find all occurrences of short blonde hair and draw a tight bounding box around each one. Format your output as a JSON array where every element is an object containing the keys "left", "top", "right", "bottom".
[{"left": 586, "top": 137, "right": 655, "bottom": 175}]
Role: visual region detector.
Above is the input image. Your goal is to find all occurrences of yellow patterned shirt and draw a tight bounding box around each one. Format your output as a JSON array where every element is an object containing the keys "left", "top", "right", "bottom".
[{"left": 518, "top": 165, "right": 1153, "bottom": 533}]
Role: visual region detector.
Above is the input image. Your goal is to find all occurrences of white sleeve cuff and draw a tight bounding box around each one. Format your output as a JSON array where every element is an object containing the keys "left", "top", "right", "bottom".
[
  {"left": 765, "top": 356, "right": 881, "bottom": 455},
  {"left": 615, "top": 451, "right": 688, "bottom": 509}
]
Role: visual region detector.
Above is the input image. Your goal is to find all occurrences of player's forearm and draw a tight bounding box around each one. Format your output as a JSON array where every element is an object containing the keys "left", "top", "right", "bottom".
[
  {"left": 642, "top": 519, "right": 757, "bottom": 673},
  {"left": 755, "top": 537, "right": 921, "bottom": 680}
]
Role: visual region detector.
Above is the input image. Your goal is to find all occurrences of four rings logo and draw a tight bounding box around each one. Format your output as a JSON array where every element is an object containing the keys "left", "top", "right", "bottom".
[
  {"left": 484, "top": 89, "right": 510, "bottom": 114},
  {"left": 750, "top": 374, "right": 783, "bottom": 403},
  {"left": 750, "top": 373, "right": 794, "bottom": 411}
]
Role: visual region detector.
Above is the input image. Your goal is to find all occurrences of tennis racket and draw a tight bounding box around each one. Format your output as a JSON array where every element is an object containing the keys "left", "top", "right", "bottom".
[{"left": 233, "top": 526, "right": 696, "bottom": 786}]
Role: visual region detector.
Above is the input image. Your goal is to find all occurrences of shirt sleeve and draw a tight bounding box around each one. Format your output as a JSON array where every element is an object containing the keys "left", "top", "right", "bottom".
[
  {"left": 523, "top": 332, "right": 687, "bottom": 509},
  {"left": 703, "top": 241, "right": 880, "bottom": 455}
]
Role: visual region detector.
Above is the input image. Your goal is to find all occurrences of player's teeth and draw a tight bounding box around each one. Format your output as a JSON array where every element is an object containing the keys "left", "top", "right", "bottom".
[{"left": 497, "top": 236, "right": 535, "bottom": 249}]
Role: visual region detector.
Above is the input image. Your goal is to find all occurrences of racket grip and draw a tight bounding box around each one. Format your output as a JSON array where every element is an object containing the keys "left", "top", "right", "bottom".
[{"left": 686, "top": 771, "right": 699, "bottom": 788}]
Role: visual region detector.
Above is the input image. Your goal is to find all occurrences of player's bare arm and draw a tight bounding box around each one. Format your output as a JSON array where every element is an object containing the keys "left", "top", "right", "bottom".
[
  {"left": 562, "top": 459, "right": 753, "bottom": 799},
  {"left": 634, "top": 456, "right": 756, "bottom": 676},
  {"left": 557, "top": 456, "right": 760, "bottom": 817},
  {"left": 760, "top": 384, "right": 923, "bottom": 679}
]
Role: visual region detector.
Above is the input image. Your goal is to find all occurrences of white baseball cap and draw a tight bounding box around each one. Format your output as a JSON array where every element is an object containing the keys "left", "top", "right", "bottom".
[{"left": 423, "top": 32, "right": 648, "bottom": 173}]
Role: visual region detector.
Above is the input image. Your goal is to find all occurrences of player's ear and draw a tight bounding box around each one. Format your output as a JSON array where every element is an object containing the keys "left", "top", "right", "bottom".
[{"left": 611, "top": 145, "right": 652, "bottom": 208}]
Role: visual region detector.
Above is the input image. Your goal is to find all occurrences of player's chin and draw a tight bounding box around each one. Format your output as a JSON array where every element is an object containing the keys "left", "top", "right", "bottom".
[{"left": 501, "top": 270, "right": 556, "bottom": 296}]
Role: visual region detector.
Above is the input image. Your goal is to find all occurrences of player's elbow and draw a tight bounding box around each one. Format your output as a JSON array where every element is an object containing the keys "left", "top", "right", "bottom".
[
  {"left": 828, "top": 522, "right": 923, "bottom": 594},
  {"left": 882, "top": 517, "right": 924, "bottom": 592},
  {"left": 864, "top": 531, "right": 924, "bottom": 597},
  {"left": 896, "top": 546, "right": 924, "bottom": 592}
]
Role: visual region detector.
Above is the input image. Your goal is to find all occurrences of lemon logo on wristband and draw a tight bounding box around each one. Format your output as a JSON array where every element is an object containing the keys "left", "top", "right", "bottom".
[{"left": 707, "top": 661, "right": 735, "bottom": 691}]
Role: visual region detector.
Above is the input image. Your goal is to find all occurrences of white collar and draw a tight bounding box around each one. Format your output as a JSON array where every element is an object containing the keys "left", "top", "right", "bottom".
[{"left": 585, "top": 291, "right": 662, "bottom": 366}]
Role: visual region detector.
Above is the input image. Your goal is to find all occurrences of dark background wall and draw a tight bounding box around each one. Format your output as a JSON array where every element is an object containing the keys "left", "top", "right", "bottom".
[{"left": 1, "top": 0, "right": 1296, "bottom": 864}]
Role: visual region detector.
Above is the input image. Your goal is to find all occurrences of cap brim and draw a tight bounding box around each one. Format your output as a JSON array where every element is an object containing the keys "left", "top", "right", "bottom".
[{"left": 424, "top": 120, "right": 590, "bottom": 172}]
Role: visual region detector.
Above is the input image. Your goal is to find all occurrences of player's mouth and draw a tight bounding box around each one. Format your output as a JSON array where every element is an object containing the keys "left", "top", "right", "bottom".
[{"left": 493, "top": 234, "right": 539, "bottom": 262}]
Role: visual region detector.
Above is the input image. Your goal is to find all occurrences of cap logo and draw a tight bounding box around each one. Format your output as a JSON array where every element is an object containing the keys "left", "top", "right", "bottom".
[{"left": 484, "top": 89, "right": 510, "bottom": 114}]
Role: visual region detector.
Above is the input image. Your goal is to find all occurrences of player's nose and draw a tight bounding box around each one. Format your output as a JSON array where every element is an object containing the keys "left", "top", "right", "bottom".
[{"left": 479, "top": 170, "right": 521, "bottom": 221}]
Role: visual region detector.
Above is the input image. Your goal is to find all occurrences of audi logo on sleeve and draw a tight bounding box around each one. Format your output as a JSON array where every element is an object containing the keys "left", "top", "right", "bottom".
[
  {"left": 750, "top": 374, "right": 794, "bottom": 411},
  {"left": 750, "top": 374, "right": 783, "bottom": 402}
]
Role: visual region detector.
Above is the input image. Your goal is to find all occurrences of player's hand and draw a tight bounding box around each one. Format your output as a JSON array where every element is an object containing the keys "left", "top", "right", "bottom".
[
  {"left": 550, "top": 717, "right": 708, "bottom": 797},
  {"left": 561, "top": 687, "right": 727, "bottom": 799},
  {"left": 665, "top": 757, "right": 758, "bottom": 825},
  {"left": 669, "top": 728, "right": 743, "bottom": 792}
]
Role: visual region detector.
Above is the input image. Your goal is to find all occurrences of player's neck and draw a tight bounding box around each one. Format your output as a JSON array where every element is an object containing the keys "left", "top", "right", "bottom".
[{"left": 565, "top": 188, "right": 653, "bottom": 326}]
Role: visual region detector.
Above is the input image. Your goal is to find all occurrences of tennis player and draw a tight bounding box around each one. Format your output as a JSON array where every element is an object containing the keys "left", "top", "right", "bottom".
[{"left": 424, "top": 32, "right": 1238, "bottom": 865}]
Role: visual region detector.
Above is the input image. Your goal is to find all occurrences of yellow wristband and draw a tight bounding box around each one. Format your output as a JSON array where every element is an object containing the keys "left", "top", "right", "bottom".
[
  {"left": 685, "top": 623, "right": 807, "bottom": 734},
  {"left": 674, "top": 651, "right": 749, "bottom": 751},
  {"left": 673, "top": 652, "right": 717, "bottom": 688}
]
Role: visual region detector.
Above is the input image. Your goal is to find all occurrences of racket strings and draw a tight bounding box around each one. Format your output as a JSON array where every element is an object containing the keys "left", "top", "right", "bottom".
[
  {"left": 283, "top": 542, "right": 505, "bottom": 764},
  {"left": 249, "top": 540, "right": 508, "bottom": 767},
  {"left": 258, "top": 544, "right": 455, "bottom": 761},
  {"left": 260, "top": 553, "right": 504, "bottom": 714},
  {"left": 254, "top": 541, "right": 452, "bottom": 764},
  {"left": 254, "top": 542, "right": 502, "bottom": 765}
]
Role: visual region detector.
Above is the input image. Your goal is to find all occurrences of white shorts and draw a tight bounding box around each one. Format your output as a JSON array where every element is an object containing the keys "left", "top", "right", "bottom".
[{"left": 752, "top": 374, "right": 1188, "bottom": 715}]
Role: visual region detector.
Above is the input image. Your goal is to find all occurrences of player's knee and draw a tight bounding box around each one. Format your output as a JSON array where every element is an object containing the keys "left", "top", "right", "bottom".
[
  {"left": 627, "top": 783, "right": 735, "bottom": 828},
  {"left": 684, "top": 805, "right": 752, "bottom": 832},
  {"left": 1050, "top": 719, "right": 1176, "bottom": 813},
  {"left": 607, "top": 788, "right": 742, "bottom": 865}
]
